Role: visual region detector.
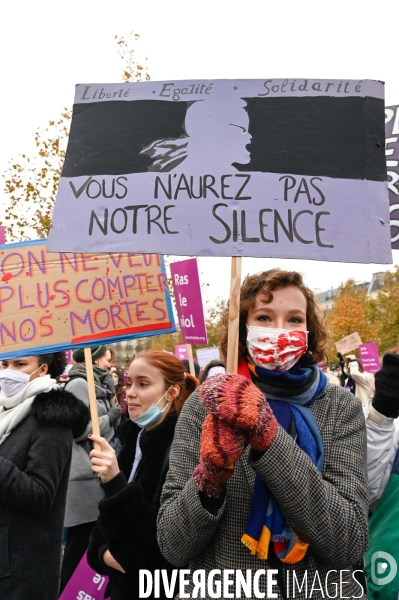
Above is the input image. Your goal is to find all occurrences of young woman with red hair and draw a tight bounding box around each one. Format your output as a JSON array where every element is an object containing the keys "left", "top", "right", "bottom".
[{"left": 87, "top": 350, "right": 198, "bottom": 600}]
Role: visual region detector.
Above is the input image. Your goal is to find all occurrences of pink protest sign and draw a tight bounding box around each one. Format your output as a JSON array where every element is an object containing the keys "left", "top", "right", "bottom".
[
  {"left": 170, "top": 258, "right": 208, "bottom": 345},
  {"left": 359, "top": 343, "right": 380, "bottom": 374},
  {"left": 175, "top": 344, "right": 188, "bottom": 360},
  {"left": 59, "top": 551, "right": 108, "bottom": 600}
]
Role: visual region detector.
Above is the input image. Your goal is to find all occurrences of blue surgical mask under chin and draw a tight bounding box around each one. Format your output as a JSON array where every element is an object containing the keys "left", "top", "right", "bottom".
[{"left": 130, "top": 386, "right": 172, "bottom": 429}]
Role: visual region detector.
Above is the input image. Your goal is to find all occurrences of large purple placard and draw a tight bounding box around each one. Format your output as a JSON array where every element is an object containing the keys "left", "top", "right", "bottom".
[
  {"left": 359, "top": 342, "right": 380, "bottom": 374},
  {"left": 385, "top": 105, "right": 399, "bottom": 249},
  {"left": 47, "top": 79, "right": 391, "bottom": 264},
  {"left": 170, "top": 258, "right": 207, "bottom": 345}
]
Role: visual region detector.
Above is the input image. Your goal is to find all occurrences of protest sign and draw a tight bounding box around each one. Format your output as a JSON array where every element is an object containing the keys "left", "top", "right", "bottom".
[
  {"left": 59, "top": 551, "right": 108, "bottom": 600},
  {"left": 174, "top": 344, "right": 188, "bottom": 360},
  {"left": 170, "top": 258, "right": 207, "bottom": 345},
  {"left": 48, "top": 79, "right": 391, "bottom": 265},
  {"left": 385, "top": 105, "right": 399, "bottom": 249},
  {"left": 335, "top": 332, "right": 363, "bottom": 355},
  {"left": 0, "top": 240, "right": 175, "bottom": 359},
  {"left": 196, "top": 347, "right": 221, "bottom": 368},
  {"left": 359, "top": 342, "right": 380, "bottom": 373}
]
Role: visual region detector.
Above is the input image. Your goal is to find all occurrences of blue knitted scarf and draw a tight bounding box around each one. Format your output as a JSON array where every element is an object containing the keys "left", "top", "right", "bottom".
[{"left": 240, "top": 358, "right": 327, "bottom": 564}]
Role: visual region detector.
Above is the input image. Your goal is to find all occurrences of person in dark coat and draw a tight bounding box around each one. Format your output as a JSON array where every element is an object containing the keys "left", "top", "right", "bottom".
[
  {"left": 199, "top": 359, "right": 226, "bottom": 383},
  {"left": 87, "top": 350, "right": 198, "bottom": 600},
  {"left": 0, "top": 352, "right": 89, "bottom": 600},
  {"left": 111, "top": 369, "right": 129, "bottom": 420},
  {"left": 60, "top": 345, "right": 121, "bottom": 594}
]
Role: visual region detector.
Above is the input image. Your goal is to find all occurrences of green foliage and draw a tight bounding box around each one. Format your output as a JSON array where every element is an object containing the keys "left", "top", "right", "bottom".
[
  {"left": 2, "top": 32, "right": 150, "bottom": 241},
  {"left": 136, "top": 297, "right": 227, "bottom": 358},
  {"left": 325, "top": 280, "right": 378, "bottom": 361},
  {"left": 197, "top": 297, "right": 227, "bottom": 350},
  {"left": 326, "top": 270, "right": 399, "bottom": 360},
  {"left": 2, "top": 112, "right": 71, "bottom": 240},
  {"left": 368, "top": 266, "right": 399, "bottom": 352},
  {"left": 115, "top": 32, "right": 150, "bottom": 82},
  {"left": 141, "top": 330, "right": 183, "bottom": 353}
]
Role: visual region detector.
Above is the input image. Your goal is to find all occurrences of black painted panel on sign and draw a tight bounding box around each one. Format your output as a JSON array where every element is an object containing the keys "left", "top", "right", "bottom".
[
  {"left": 63, "top": 96, "right": 386, "bottom": 181},
  {"left": 235, "top": 96, "right": 386, "bottom": 181},
  {"left": 63, "top": 100, "right": 189, "bottom": 177}
]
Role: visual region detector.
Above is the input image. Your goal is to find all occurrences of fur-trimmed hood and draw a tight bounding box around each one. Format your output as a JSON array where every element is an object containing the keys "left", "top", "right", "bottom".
[{"left": 31, "top": 389, "right": 90, "bottom": 438}]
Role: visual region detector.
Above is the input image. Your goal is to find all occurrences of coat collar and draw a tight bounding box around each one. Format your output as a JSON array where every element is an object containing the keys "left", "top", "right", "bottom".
[{"left": 31, "top": 388, "right": 90, "bottom": 438}]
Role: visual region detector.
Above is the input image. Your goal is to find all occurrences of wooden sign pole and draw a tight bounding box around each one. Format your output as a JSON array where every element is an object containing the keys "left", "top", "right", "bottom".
[
  {"left": 84, "top": 347, "right": 101, "bottom": 451},
  {"left": 186, "top": 343, "right": 196, "bottom": 377},
  {"left": 226, "top": 256, "right": 242, "bottom": 374}
]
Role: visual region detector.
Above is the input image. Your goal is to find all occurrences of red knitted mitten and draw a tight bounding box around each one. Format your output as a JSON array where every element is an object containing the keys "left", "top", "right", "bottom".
[
  {"left": 200, "top": 373, "right": 268, "bottom": 428},
  {"left": 248, "top": 399, "right": 279, "bottom": 453},
  {"left": 200, "top": 413, "right": 249, "bottom": 468},
  {"left": 200, "top": 373, "right": 278, "bottom": 454}
]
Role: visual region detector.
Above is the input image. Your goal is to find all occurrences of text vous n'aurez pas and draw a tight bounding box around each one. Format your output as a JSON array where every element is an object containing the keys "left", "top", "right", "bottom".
[{"left": 87, "top": 174, "right": 334, "bottom": 249}]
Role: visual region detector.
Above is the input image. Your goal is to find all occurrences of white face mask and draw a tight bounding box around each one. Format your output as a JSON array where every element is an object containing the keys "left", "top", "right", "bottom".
[
  {"left": 246, "top": 326, "right": 308, "bottom": 372},
  {"left": 0, "top": 366, "right": 42, "bottom": 397}
]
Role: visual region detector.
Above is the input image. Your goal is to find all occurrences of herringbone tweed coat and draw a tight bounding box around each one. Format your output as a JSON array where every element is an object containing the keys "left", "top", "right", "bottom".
[{"left": 157, "top": 383, "right": 368, "bottom": 599}]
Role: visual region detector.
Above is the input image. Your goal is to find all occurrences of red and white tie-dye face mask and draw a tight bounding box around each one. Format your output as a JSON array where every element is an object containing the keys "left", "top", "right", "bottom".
[{"left": 246, "top": 326, "right": 308, "bottom": 372}]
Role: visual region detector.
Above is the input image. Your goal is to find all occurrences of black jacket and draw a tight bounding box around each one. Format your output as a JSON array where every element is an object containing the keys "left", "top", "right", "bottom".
[
  {"left": 87, "top": 416, "right": 178, "bottom": 600},
  {"left": 0, "top": 388, "right": 89, "bottom": 600}
]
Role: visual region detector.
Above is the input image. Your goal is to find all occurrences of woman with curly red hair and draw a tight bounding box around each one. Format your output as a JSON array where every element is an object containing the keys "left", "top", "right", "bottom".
[{"left": 157, "top": 269, "right": 368, "bottom": 599}]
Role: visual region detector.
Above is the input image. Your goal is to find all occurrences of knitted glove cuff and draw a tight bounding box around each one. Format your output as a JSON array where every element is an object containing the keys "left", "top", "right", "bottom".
[{"left": 193, "top": 459, "right": 232, "bottom": 498}]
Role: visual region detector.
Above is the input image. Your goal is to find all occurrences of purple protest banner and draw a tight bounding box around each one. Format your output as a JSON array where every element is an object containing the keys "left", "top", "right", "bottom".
[
  {"left": 170, "top": 258, "right": 208, "bottom": 345},
  {"left": 359, "top": 342, "right": 380, "bottom": 374},
  {"left": 59, "top": 551, "right": 108, "bottom": 600},
  {"left": 174, "top": 344, "right": 188, "bottom": 360},
  {"left": 47, "top": 79, "right": 392, "bottom": 265},
  {"left": 385, "top": 106, "right": 399, "bottom": 249}
]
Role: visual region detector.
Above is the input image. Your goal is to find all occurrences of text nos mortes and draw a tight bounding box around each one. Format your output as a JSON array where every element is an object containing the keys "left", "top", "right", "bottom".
[
  {"left": 0, "top": 252, "right": 170, "bottom": 346},
  {"left": 86, "top": 175, "right": 334, "bottom": 249},
  {"left": 78, "top": 79, "right": 365, "bottom": 103}
]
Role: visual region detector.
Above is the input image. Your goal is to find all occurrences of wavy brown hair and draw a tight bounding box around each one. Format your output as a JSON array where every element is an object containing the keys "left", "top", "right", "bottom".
[
  {"left": 135, "top": 350, "right": 199, "bottom": 415},
  {"left": 220, "top": 269, "right": 327, "bottom": 364}
]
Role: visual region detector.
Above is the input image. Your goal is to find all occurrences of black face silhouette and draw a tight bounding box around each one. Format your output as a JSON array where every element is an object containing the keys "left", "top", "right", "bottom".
[{"left": 62, "top": 96, "right": 386, "bottom": 182}]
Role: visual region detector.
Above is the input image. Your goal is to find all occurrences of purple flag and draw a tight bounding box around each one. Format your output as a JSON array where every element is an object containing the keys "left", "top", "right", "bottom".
[
  {"left": 359, "top": 342, "right": 380, "bottom": 374},
  {"left": 47, "top": 79, "right": 392, "bottom": 265},
  {"left": 170, "top": 259, "right": 207, "bottom": 345},
  {"left": 59, "top": 551, "right": 108, "bottom": 600},
  {"left": 174, "top": 344, "right": 188, "bottom": 360}
]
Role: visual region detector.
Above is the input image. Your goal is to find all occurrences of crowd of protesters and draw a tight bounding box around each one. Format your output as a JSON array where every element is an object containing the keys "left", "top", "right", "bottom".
[{"left": 0, "top": 268, "right": 398, "bottom": 599}]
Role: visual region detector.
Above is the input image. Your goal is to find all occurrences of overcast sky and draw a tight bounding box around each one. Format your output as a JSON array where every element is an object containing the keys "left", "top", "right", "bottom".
[{"left": 1, "top": 0, "right": 398, "bottom": 308}]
